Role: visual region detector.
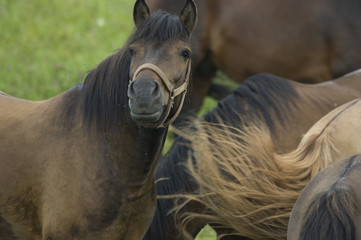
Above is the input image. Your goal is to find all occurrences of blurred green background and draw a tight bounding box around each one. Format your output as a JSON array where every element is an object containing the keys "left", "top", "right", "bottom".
[
  {"left": 0, "top": 0, "right": 218, "bottom": 239},
  {"left": 0, "top": 0, "right": 133, "bottom": 99}
]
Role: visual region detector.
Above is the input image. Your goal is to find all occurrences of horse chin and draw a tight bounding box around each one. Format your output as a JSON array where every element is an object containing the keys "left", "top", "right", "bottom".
[{"left": 130, "top": 109, "right": 164, "bottom": 128}]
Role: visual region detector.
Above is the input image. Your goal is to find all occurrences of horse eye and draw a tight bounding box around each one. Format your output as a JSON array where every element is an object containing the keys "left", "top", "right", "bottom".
[
  {"left": 129, "top": 48, "right": 136, "bottom": 57},
  {"left": 181, "top": 49, "right": 191, "bottom": 59}
]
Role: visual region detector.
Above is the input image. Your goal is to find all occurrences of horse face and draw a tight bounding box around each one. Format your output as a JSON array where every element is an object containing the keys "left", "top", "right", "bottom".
[
  {"left": 127, "top": 0, "right": 197, "bottom": 128},
  {"left": 127, "top": 40, "right": 192, "bottom": 128}
]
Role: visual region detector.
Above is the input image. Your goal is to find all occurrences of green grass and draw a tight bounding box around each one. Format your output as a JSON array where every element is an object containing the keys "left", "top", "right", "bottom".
[
  {"left": 0, "top": 1, "right": 217, "bottom": 239},
  {"left": 0, "top": 0, "right": 133, "bottom": 99}
]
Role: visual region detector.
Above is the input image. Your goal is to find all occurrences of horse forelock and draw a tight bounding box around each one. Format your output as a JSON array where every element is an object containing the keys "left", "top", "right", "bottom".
[{"left": 130, "top": 10, "right": 190, "bottom": 44}]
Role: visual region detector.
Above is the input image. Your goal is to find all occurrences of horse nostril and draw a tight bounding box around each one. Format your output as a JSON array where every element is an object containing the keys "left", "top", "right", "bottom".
[
  {"left": 128, "top": 82, "right": 135, "bottom": 95},
  {"left": 152, "top": 80, "right": 161, "bottom": 97}
]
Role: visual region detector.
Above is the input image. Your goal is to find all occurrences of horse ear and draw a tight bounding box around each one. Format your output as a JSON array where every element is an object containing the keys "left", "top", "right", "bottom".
[
  {"left": 180, "top": 0, "right": 198, "bottom": 33},
  {"left": 133, "top": 0, "right": 150, "bottom": 28}
]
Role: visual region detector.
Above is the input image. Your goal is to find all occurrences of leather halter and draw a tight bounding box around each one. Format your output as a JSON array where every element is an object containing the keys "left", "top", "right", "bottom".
[{"left": 130, "top": 59, "right": 191, "bottom": 128}]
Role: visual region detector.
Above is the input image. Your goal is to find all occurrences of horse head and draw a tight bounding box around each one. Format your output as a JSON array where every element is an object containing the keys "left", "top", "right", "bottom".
[{"left": 127, "top": 0, "right": 197, "bottom": 128}]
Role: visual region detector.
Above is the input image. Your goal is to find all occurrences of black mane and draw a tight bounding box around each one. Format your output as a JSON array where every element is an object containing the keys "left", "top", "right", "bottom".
[
  {"left": 80, "top": 10, "right": 190, "bottom": 129},
  {"left": 203, "top": 73, "right": 300, "bottom": 129},
  {"left": 81, "top": 48, "right": 131, "bottom": 129}
]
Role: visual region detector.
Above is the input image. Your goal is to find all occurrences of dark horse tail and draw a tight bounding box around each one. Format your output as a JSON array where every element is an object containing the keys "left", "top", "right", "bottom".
[{"left": 300, "top": 186, "right": 357, "bottom": 240}]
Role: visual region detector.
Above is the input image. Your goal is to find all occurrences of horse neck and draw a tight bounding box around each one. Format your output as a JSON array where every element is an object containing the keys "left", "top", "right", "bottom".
[
  {"left": 58, "top": 82, "right": 168, "bottom": 186},
  {"left": 114, "top": 122, "right": 168, "bottom": 185},
  {"left": 70, "top": 49, "right": 168, "bottom": 182}
]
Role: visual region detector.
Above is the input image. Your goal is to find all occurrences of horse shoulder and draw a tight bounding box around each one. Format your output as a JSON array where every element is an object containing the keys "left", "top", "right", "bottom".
[{"left": 0, "top": 90, "right": 85, "bottom": 239}]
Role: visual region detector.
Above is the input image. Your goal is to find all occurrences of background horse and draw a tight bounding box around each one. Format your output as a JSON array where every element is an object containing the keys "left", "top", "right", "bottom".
[
  {"left": 0, "top": 0, "right": 197, "bottom": 239},
  {"left": 177, "top": 98, "right": 361, "bottom": 239},
  {"left": 288, "top": 154, "right": 361, "bottom": 240},
  {"left": 148, "top": 0, "right": 361, "bottom": 124},
  {"left": 143, "top": 72, "right": 361, "bottom": 240}
]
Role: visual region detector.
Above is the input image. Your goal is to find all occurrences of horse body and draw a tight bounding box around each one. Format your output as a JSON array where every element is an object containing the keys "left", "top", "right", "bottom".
[
  {"left": 288, "top": 154, "right": 361, "bottom": 240},
  {"left": 0, "top": 89, "right": 164, "bottom": 240},
  {"left": 0, "top": 0, "right": 197, "bottom": 239},
  {"left": 175, "top": 98, "right": 361, "bottom": 239},
  {"left": 148, "top": 0, "right": 361, "bottom": 122},
  {"left": 144, "top": 72, "right": 361, "bottom": 240},
  {"left": 261, "top": 72, "right": 361, "bottom": 153}
]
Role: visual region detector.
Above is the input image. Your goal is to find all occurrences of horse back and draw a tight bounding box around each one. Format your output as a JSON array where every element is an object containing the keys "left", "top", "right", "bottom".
[
  {"left": 289, "top": 73, "right": 361, "bottom": 121},
  {"left": 239, "top": 73, "right": 361, "bottom": 153},
  {"left": 0, "top": 93, "right": 42, "bottom": 138}
]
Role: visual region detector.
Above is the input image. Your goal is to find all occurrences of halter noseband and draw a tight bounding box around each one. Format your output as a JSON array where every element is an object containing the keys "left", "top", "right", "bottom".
[{"left": 130, "top": 60, "right": 191, "bottom": 128}]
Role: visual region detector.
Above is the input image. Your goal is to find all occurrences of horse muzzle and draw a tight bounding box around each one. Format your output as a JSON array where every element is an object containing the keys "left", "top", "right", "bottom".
[
  {"left": 128, "top": 61, "right": 191, "bottom": 128},
  {"left": 128, "top": 76, "right": 167, "bottom": 126}
]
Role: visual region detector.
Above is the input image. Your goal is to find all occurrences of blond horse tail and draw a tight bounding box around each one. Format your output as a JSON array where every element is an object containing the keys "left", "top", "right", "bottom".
[{"left": 173, "top": 118, "right": 339, "bottom": 239}]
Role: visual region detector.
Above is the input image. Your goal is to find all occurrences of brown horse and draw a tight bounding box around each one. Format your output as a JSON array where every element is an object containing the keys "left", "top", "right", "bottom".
[
  {"left": 287, "top": 154, "right": 361, "bottom": 240},
  {"left": 0, "top": 0, "right": 197, "bottom": 239},
  {"left": 176, "top": 98, "right": 361, "bottom": 239},
  {"left": 147, "top": 0, "right": 361, "bottom": 124},
  {"left": 143, "top": 72, "right": 361, "bottom": 240}
]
